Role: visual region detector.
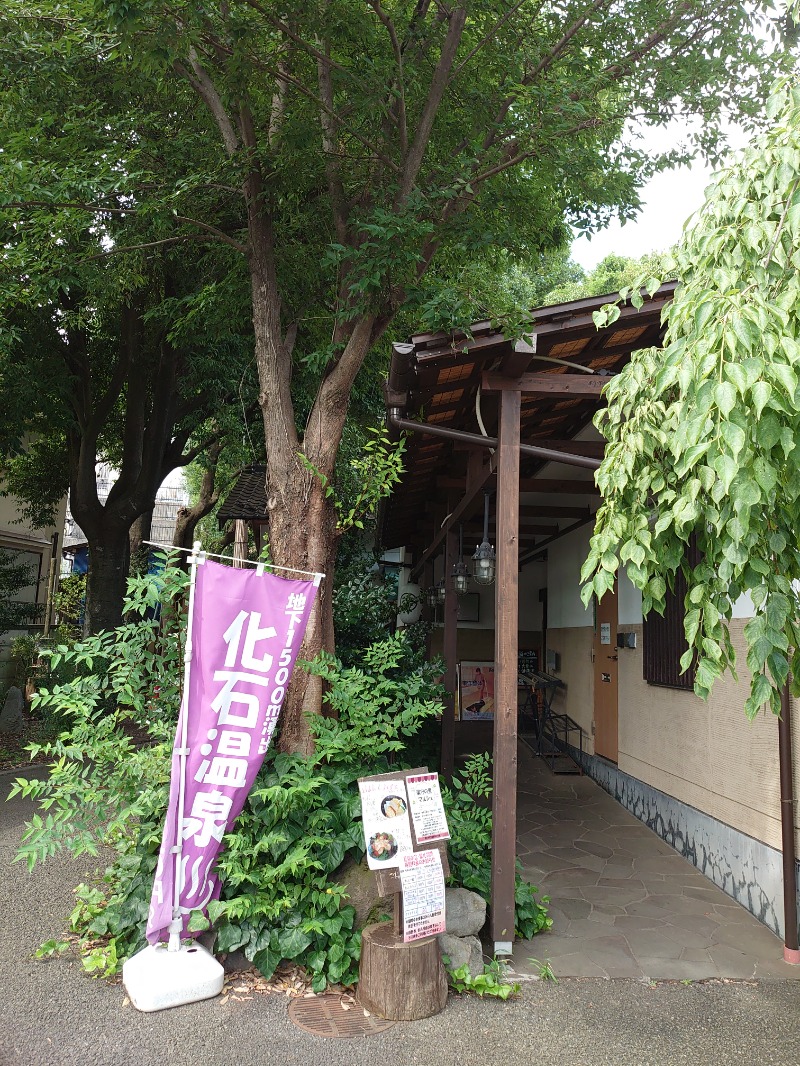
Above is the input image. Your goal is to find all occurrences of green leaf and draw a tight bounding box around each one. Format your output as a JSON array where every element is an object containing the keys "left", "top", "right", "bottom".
[
  {"left": 277, "top": 927, "right": 313, "bottom": 959},
  {"left": 714, "top": 381, "right": 736, "bottom": 418}
]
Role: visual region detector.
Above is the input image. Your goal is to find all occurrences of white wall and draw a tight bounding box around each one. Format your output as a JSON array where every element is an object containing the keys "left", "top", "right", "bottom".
[{"left": 547, "top": 524, "right": 593, "bottom": 630}]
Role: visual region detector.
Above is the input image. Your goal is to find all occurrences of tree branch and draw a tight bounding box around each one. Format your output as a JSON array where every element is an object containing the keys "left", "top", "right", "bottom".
[
  {"left": 173, "top": 51, "right": 239, "bottom": 155},
  {"left": 400, "top": 4, "right": 467, "bottom": 199},
  {"left": 317, "top": 29, "right": 349, "bottom": 243},
  {"left": 368, "top": 1, "right": 408, "bottom": 158}
]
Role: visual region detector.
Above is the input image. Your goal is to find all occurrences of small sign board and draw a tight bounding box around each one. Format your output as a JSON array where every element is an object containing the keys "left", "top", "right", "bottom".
[
  {"left": 406, "top": 773, "right": 450, "bottom": 844},
  {"left": 399, "top": 849, "right": 446, "bottom": 942},
  {"left": 600, "top": 622, "right": 611, "bottom": 645},
  {"left": 358, "top": 767, "right": 451, "bottom": 935},
  {"left": 358, "top": 778, "right": 414, "bottom": 871}
]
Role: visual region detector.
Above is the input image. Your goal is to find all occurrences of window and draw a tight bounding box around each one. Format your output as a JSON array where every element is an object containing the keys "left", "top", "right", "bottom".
[{"left": 642, "top": 539, "right": 699, "bottom": 691}]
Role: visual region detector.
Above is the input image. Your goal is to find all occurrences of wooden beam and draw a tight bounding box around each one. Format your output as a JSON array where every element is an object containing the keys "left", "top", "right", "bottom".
[
  {"left": 409, "top": 455, "right": 496, "bottom": 582},
  {"left": 519, "top": 478, "right": 599, "bottom": 495},
  {"left": 441, "top": 528, "right": 458, "bottom": 782},
  {"left": 465, "top": 522, "right": 559, "bottom": 537},
  {"left": 483, "top": 371, "right": 611, "bottom": 396},
  {"left": 491, "top": 388, "right": 520, "bottom": 955},
  {"left": 519, "top": 505, "right": 590, "bottom": 520},
  {"left": 518, "top": 515, "right": 597, "bottom": 566}
]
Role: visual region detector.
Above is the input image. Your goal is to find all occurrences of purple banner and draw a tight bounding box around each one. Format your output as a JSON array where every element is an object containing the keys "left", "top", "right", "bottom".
[{"left": 146, "top": 557, "right": 319, "bottom": 944}]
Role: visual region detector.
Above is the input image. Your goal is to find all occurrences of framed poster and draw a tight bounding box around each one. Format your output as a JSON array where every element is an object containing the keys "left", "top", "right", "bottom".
[{"left": 459, "top": 661, "right": 495, "bottom": 720}]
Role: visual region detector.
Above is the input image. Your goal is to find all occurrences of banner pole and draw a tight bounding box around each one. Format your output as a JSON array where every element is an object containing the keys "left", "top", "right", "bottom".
[{"left": 168, "top": 540, "right": 203, "bottom": 952}]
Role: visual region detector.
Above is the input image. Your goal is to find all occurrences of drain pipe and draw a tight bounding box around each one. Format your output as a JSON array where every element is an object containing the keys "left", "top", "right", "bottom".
[
  {"left": 389, "top": 413, "right": 601, "bottom": 471},
  {"left": 779, "top": 681, "right": 800, "bottom": 964}
]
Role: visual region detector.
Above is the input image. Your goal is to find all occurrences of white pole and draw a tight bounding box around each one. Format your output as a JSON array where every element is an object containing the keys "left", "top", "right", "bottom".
[{"left": 168, "top": 540, "right": 203, "bottom": 952}]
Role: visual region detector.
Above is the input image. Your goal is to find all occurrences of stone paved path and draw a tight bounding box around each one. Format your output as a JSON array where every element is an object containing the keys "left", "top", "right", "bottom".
[{"left": 509, "top": 743, "right": 800, "bottom": 981}]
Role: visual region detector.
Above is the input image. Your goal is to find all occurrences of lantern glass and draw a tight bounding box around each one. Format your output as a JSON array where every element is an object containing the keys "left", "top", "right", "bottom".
[
  {"left": 435, "top": 581, "right": 447, "bottom": 605},
  {"left": 472, "top": 541, "right": 496, "bottom": 586}
]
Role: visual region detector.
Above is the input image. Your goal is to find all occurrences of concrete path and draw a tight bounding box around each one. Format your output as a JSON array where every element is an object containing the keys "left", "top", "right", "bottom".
[
  {"left": 510, "top": 744, "right": 800, "bottom": 981},
  {"left": 4, "top": 768, "right": 800, "bottom": 1066}
]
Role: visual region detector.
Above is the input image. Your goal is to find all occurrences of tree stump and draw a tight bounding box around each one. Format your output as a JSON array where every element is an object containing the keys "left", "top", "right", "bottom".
[{"left": 357, "top": 922, "right": 448, "bottom": 1021}]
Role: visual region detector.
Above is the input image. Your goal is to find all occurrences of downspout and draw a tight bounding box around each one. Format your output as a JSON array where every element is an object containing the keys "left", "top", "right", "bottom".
[
  {"left": 388, "top": 413, "right": 601, "bottom": 472},
  {"left": 779, "top": 681, "right": 800, "bottom": 963}
]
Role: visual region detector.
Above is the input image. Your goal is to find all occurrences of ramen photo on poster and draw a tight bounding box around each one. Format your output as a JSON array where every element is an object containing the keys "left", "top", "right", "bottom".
[{"left": 460, "top": 661, "right": 495, "bottom": 720}]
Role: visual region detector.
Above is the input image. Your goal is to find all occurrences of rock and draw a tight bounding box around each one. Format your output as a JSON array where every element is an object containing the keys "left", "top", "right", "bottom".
[
  {"left": 445, "top": 887, "right": 486, "bottom": 937},
  {"left": 335, "top": 854, "right": 392, "bottom": 929},
  {"left": 438, "top": 933, "right": 484, "bottom": 979},
  {"left": 0, "top": 686, "right": 24, "bottom": 735}
]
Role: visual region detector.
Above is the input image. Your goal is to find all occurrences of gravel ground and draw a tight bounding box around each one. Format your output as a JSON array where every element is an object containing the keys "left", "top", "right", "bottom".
[{"left": 4, "top": 773, "right": 800, "bottom": 1066}]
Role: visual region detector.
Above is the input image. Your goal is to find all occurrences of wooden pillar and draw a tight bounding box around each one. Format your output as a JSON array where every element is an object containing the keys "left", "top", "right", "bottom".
[
  {"left": 233, "top": 520, "right": 248, "bottom": 568},
  {"left": 490, "top": 388, "right": 521, "bottom": 954},
  {"left": 441, "top": 528, "right": 459, "bottom": 780}
]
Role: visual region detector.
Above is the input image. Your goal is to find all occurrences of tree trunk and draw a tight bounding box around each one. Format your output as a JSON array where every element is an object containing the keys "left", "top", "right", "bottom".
[
  {"left": 84, "top": 525, "right": 131, "bottom": 634},
  {"left": 173, "top": 441, "right": 221, "bottom": 552},
  {"left": 269, "top": 469, "right": 338, "bottom": 755},
  {"left": 130, "top": 510, "right": 153, "bottom": 559}
]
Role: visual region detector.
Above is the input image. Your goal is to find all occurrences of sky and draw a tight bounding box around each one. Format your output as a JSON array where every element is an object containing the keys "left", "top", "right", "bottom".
[{"left": 570, "top": 122, "right": 753, "bottom": 271}]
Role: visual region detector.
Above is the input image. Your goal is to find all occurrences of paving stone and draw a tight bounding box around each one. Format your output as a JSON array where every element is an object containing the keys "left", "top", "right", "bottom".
[
  {"left": 542, "top": 867, "right": 601, "bottom": 888},
  {"left": 562, "top": 918, "right": 621, "bottom": 941},
  {"left": 680, "top": 945, "right": 715, "bottom": 963},
  {"left": 548, "top": 952, "right": 609, "bottom": 978},
  {"left": 653, "top": 924, "right": 711, "bottom": 950},
  {"left": 637, "top": 956, "right": 719, "bottom": 981},
  {"left": 554, "top": 897, "right": 592, "bottom": 921},
  {"left": 574, "top": 840, "right": 613, "bottom": 859},
  {"left": 622, "top": 930, "right": 684, "bottom": 960},
  {"left": 523, "top": 852, "right": 579, "bottom": 875},
  {"left": 613, "top": 915, "right": 666, "bottom": 932},
  {"left": 581, "top": 885, "right": 647, "bottom": 907},
  {"left": 707, "top": 943, "right": 759, "bottom": 978},
  {"left": 515, "top": 748, "right": 800, "bottom": 984}
]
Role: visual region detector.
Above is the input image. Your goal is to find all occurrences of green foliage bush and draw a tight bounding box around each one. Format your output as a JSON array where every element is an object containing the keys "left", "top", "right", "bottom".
[{"left": 10, "top": 558, "right": 550, "bottom": 987}]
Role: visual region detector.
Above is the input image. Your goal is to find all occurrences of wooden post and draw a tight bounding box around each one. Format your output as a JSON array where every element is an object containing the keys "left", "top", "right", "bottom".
[
  {"left": 233, "top": 519, "right": 248, "bottom": 568},
  {"left": 441, "top": 527, "right": 459, "bottom": 780},
  {"left": 490, "top": 388, "right": 520, "bottom": 955}
]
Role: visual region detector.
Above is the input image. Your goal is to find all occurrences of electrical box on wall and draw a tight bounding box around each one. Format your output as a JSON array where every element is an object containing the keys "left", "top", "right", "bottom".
[
  {"left": 546, "top": 649, "right": 560, "bottom": 673},
  {"left": 616, "top": 631, "right": 637, "bottom": 649}
]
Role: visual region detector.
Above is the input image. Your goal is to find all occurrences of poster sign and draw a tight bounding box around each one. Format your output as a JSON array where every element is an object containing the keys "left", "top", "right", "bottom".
[
  {"left": 406, "top": 773, "right": 450, "bottom": 844},
  {"left": 600, "top": 622, "right": 611, "bottom": 645},
  {"left": 358, "top": 778, "right": 414, "bottom": 870},
  {"left": 399, "top": 849, "right": 446, "bottom": 942},
  {"left": 460, "top": 661, "right": 495, "bottom": 720},
  {"left": 146, "top": 558, "right": 318, "bottom": 944}
]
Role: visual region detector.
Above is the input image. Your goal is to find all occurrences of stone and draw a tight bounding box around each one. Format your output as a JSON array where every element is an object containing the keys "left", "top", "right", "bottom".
[
  {"left": 445, "top": 887, "right": 487, "bottom": 937},
  {"left": 0, "top": 686, "right": 24, "bottom": 735},
  {"left": 438, "top": 933, "right": 484, "bottom": 978}
]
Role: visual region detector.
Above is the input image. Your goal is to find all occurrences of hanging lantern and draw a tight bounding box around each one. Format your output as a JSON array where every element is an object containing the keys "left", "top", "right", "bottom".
[
  {"left": 424, "top": 584, "right": 439, "bottom": 609},
  {"left": 472, "top": 492, "right": 496, "bottom": 586},
  {"left": 435, "top": 579, "right": 447, "bottom": 605},
  {"left": 452, "top": 524, "right": 470, "bottom": 594}
]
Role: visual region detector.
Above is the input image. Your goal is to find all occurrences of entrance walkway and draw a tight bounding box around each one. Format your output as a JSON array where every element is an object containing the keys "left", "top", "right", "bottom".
[{"left": 509, "top": 744, "right": 800, "bottom": 981}]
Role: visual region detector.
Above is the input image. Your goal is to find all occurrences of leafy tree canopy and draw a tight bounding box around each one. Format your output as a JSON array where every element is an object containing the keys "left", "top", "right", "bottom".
[{"left": 583, "top": 75, "right": 800, "bottom": 719}]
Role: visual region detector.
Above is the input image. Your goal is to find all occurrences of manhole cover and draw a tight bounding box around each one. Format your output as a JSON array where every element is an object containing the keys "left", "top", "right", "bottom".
[{"left": 288, "top": 994, "right": 395, "bottom": 1038}]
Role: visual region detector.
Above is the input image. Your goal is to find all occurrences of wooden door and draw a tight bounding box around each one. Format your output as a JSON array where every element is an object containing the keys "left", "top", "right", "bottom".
[{"left": 593, "top": 584, "right": 618, "bottom": 762}]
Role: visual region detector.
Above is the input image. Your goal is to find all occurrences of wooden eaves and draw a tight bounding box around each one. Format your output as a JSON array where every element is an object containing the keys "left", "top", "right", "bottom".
[{"left": 380, "top": 282, "right": 677, "bottom": 955}]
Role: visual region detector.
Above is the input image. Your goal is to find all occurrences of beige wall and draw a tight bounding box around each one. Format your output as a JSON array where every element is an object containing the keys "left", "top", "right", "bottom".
[
  {"left": 617, "top": 621, "right": 800, "bottom": 854},
  {"left": 546, "top": 619, "right": 800, "bottom": 853},
  {"left": 545, "top": 626, "right": 595, "bottom": 755}
]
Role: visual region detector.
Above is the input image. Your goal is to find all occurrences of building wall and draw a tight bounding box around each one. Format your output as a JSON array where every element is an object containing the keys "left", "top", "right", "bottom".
[
  {"left": 545, "top": 522, "right": 800, "bottom": 856},
  {"left": 0, "top": 489, "right": 68, "bottom": 688}
]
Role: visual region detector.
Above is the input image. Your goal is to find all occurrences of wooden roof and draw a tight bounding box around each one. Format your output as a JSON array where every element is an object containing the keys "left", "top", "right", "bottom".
[
  {"left": 216, "top": 464, "right": 267, "bottom": 528},
  {"left": 381, "top": 283, "right": 677, "bottom": 562}
]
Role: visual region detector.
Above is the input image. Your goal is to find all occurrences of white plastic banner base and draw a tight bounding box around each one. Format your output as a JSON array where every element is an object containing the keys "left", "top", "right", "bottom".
[{"left": 122, "top": 942, "right": 224, "bottom": 1013}]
